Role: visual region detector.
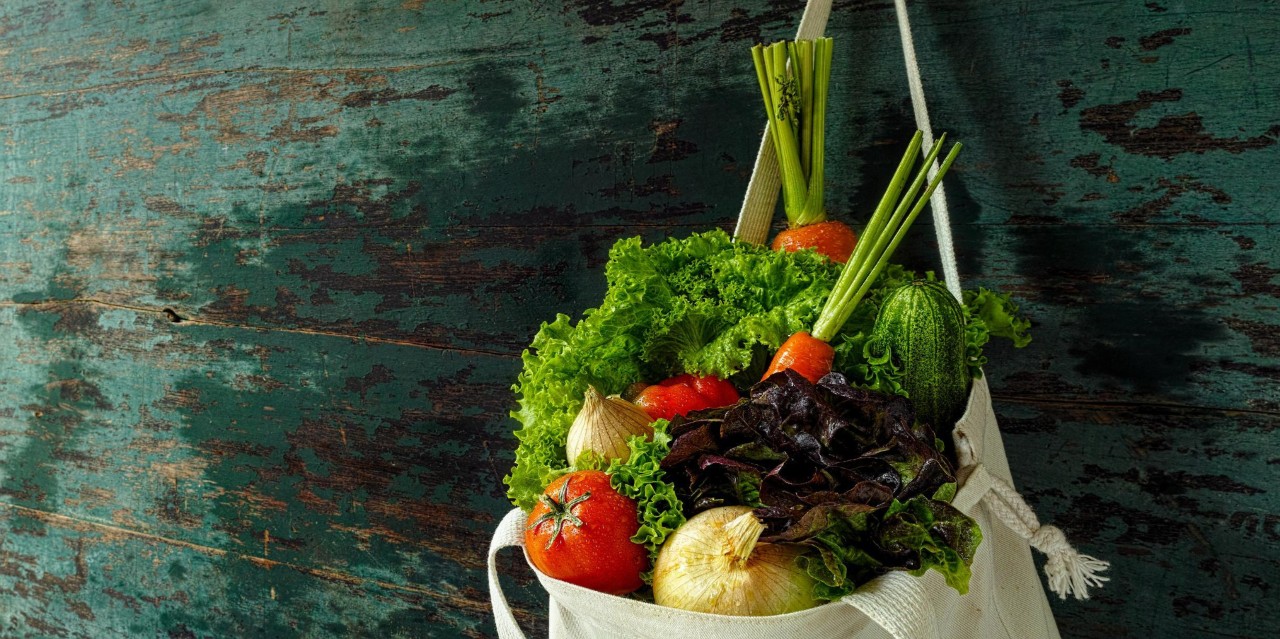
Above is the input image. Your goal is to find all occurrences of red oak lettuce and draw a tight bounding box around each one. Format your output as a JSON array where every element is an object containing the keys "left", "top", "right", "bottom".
[{"left": 661, "top": 370, "right": 982, "bottom": 598}]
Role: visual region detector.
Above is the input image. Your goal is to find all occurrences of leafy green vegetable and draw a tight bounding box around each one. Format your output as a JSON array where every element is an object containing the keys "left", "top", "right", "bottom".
[
  {"left": 661, "top": 370, "right": 981, "bottom": 598},
  {"left": 962, "top": 287, "right": 1033, "bottom": 378},
  {"left": 507, "top": 230, "right": 852, "bottom": 510},
  {"left": 608, "top": 229, "right": 843, "bottom": 380},
  {"left": 506, "top": 310, "right": 646, "bottom": 509},
  {"left": 607, "top": 420, "right": 684, "bottom": 558},
  {"left": 879, "top": 495, "right": 982, "bottom": 594}
]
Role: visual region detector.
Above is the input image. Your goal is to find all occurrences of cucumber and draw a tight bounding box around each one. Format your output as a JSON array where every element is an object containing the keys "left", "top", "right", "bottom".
[{"left": 869, "top": 280, "right": 969, "bottom": 430}]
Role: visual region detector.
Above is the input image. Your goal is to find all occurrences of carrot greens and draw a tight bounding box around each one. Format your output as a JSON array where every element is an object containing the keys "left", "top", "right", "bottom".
[
  {"left": 752, "top": 38, "right": 833, "bottom": 228},
  {"left": 811, "top": 132, "right": 963, "bottom": 342}
]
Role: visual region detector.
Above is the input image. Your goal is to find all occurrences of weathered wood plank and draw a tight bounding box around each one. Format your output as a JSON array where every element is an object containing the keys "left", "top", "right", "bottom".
[
  {"left": 0, "top": 302, "right": 549, "bottom": 637},
  {"left": 0, "top": 503, "right": 549, "bottom": 638}
]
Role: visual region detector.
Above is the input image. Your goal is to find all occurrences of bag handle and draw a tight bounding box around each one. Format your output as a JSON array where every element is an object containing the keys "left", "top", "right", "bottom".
[
  {"left": 489, "top": 508, "right": 532, "bottom": 639},
  {"left": 734, "top": 0, "right": 962, "bottom": 300},
  {"left": 890, "top": 0, "right": 962, "bottom": 299},
  {"left": 840, "top": 571, "right": 941, "bottom": 639}
]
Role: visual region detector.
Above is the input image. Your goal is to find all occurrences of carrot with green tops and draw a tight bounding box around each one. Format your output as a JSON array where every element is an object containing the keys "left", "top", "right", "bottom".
[
  {"left": 752, "top": 38, "right": 858, "bottom": 263},
  {"left": 763, "top": 131, "right": 963, "bottom": 383}
]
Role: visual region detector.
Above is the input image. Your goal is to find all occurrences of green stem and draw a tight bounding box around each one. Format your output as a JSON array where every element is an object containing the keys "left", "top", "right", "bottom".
[
  {"left": 796, "top": 38, "right": 832, "bottom": 227},
  {"left": 830, "top": 143, "right": 964, "bottom": 334},
  {"left": 769, "top": 44, "right": 807, "bottom": 217},
  {"left": 812, "top": 132, "right": 921, "bottom": 341},
  {"left": 750, "top": 38, "right": 832, "bottom": 228},
  {"left": 796, "top": 40, "right": 814, "bottom": 181},
  {"left": 842, "top": 131, "right": 923, "bottom": 271},
  {"left": 834, "top": 133, "right": 949, "bottom": 312},
  {"left": 811, "top": 134, "right": 963, "bottom": 342}
]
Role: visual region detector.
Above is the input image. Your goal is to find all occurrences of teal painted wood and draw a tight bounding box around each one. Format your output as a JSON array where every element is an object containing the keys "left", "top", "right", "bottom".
[{"left": 0, "top": 1, "right": 1275, "bottom": 638}]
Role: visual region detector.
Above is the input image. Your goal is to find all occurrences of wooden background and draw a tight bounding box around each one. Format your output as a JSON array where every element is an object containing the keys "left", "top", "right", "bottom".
[{"left": 0, "top": 1, "right": 1275, "bottom": 637}]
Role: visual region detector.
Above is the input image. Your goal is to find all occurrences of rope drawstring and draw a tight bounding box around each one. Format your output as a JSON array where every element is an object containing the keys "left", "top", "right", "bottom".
[{"left": 980, "top": 470, "right": 1111, "bottom": 600}]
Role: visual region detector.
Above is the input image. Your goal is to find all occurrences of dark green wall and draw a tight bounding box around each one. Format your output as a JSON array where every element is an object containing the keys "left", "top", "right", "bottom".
[{"left": 0, "top": 1, "right": 1275, "bottom": 637}]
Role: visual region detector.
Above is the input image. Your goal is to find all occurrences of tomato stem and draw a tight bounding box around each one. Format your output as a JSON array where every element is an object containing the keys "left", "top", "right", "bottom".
[{"left": 528, "top": 477, "right": 592, "bottom": 550}]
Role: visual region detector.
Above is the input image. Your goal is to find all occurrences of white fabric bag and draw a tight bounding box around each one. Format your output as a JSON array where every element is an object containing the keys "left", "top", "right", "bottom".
[
  {"left": 488, "top": 1, "right": 1107, "bottom": 637},
  {"left": 488, "top": 379, "right": 1104, "bottom": 639}
]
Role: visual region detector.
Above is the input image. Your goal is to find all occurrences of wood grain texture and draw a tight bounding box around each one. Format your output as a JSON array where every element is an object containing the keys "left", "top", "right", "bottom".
[{"left": 0, "top": 1, "right": 1275, "bottom": 637}]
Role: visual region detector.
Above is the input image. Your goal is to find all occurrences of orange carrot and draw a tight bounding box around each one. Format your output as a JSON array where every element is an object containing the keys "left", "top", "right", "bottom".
[
  {"left": 762, "top": 132, "right": 963, "bottom": 384},
  {"left": 761, "top": 331, "right": 835, "bottom": 383},
  {"left": 771, "top": 220, "right": 858, "bottom": 263}
]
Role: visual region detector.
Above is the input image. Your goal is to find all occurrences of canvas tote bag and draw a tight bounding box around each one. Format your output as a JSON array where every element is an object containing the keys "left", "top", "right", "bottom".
[{"left": 487, "top": 1, "right": 1109, "bottom": 637}]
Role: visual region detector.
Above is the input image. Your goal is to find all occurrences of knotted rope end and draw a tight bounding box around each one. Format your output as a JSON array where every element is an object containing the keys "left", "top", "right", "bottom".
[{"left": 1032, "top": 525, "right": 1111, "bottom": 601}]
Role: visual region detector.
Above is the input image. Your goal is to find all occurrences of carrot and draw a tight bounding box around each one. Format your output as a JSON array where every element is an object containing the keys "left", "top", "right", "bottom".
[
  {"left": 748, "top": 40, "right": 856, "bottom": 263},
  {"left": 762, "top": 331, "right": 835, "bottom": 383},
  {"left": 771, "top": 220, "right": 857, "bottom": 263},
  {"left": 762, "top": 131, "right": 964, "bottom": 382}
]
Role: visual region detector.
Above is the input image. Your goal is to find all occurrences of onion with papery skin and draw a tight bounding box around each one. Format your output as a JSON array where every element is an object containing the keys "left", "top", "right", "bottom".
[
  {"left": 652, "top": 506, "right": 818, "bottom": 616},
  {"left": 565, "top": 386, "right": 654, "bottom": 465}
]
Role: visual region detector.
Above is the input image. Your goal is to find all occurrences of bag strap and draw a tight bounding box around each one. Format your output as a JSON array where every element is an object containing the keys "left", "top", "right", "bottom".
[
  {"left": 733, "top": 0, "right": 962, "bottom": 299},
  {"left": 489, "top": 508, "right": 531, "bottom": 639},
  {"left": 890, "top": 0, "right": 962, "bottom": 299}
]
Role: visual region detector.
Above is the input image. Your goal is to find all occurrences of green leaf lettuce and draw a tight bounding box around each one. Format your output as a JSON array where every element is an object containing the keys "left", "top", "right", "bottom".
[{"left": 506, "top": 230, "right": 848, "bottom": 511}]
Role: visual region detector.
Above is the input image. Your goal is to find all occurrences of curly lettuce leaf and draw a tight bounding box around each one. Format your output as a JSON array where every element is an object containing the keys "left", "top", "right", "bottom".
[
  {"left": 853, "top": 334, "right": 909, "bottom": 398},
  {"left": 879, "top": 494, "right": 983, "bottom": 594},
  {"left": 798, "top": 509, "right": 884, "bottom": 599},
  {"left": 507, "top": 230, "right": 858, "bottom": 509},
  {"left": 961, "top": 287, "right": 1033, "bottom": 378},
  {"left": 607, "top": 420, "right": 684, "bottom": 559},
  {"left": 506, "top": 309, "right": 647, "bottom": 509},
  {"left": 636, "top": 233, "right": 840, "bottom": 379}
]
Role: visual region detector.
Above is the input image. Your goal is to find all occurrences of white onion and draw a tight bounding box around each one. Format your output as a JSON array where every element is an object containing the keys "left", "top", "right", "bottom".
[
  {"left": 566, "top": 386, "right": 654, "bottom": 465},
  {"left": 652, "top": 506, "right": 818, "bottom": 616}
]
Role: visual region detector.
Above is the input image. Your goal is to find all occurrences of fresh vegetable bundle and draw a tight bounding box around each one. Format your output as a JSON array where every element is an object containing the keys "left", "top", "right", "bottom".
[{"left": 503, "top": 36, "right": 1032, "bottom": 616}]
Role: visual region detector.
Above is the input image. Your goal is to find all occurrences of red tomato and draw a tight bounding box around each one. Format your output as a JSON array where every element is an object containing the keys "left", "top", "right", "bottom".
[
  {"left": 633, "top": 374, "right": 740, "bottom": 421},
  {"left": 525, "top": 470, "right": 647, "bottom": 595},
  {"left": 689, "top": 375, "right": 740, "bottom": 406},
  {"left": 634, "top": 383, "right": 703, "bottom": 421}
]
